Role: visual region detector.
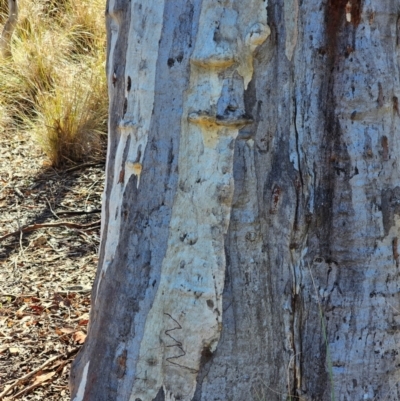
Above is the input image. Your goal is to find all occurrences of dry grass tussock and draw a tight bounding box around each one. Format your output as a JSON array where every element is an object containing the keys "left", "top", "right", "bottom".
[{"left": 0, "top": 0, "right": 107, "bottom": 167}]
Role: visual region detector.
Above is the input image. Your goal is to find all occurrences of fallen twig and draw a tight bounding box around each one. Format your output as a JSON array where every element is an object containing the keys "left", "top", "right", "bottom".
[
  {"left": 56, "top": 209, "right": 101, "bottom": 216},
  {"left": 0, "top": 182, "right": 11, "bottom": 194},
  {"left": 45, "top": 197, "right": 59, "bottom": 220},
  {"left": 0, "top": 220, "right": 101, "bottom": 242},
  {"left": 64, "top": 162, "right": 104, "bottom": 173},
  {"left": 0, "top": 348, "right": 80, "bottom": 399},
  {"left": 0, "top": 293, "right": 17, "bottom": 299},
  {"left": 9, "top": 379, "right": 47, "bottom": 399},
  {"left": 58, "top": 285, "right": 92, "bottom": 295}
]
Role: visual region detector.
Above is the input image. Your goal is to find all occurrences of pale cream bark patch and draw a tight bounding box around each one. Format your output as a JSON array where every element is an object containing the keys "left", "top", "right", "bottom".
[
  {"left": 129, "top": 1, "right": 270, "bottom": 400},
  {"left": 97, "top": 0, "right": 166, "bottom": 297},
  {"left": 284, "top": 0, "right": 299, "bottom": 61}
]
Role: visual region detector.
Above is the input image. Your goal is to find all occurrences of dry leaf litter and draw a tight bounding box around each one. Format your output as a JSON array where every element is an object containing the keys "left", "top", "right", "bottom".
[{"left": 0, "top": 130, "right": 105, "bottom": 400}]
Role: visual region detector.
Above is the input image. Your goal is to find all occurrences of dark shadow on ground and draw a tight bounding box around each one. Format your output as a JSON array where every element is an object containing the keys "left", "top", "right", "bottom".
[{"left": 0, "top": 159, "right": 105, "bottom": 262}]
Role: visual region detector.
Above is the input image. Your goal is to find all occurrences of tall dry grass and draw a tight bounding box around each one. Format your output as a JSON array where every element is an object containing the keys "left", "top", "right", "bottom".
[{"left": 0, "top": 0, "right": 107, "bottom": 166}]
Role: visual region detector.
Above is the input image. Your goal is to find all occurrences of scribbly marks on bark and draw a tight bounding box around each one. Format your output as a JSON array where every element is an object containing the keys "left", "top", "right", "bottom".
[{"left": 164, "top": 313, "right": 198, "bottom": 373}]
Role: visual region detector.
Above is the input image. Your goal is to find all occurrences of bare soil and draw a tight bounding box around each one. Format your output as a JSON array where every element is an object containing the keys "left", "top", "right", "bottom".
[{"left": 0, "top": 131, "right": 105, "bottom": 400}]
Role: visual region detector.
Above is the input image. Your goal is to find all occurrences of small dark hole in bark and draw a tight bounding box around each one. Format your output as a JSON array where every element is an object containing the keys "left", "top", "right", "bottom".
[
  {"left": 147, "top": 357, "right": 157, "bottom": 366},
  {"left": 127, "top": 76, "right": 132, "bottom": 91},
  {"left": 123, "top": 98, "right": 128, "bottom": 115},
  {"left": 213, "top": 26, "right": 222, "bottom": 42},
  {"left": 167, "top": 58, "right": 175, "bottom": 67},
  {"left": 201, "top": 346, "right": 213, "bottom": 361},
  {"left": 206, "top": 299, "right": 214, "bottom": 308}
]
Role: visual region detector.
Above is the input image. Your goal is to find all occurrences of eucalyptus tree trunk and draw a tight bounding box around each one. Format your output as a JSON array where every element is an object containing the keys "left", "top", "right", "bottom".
[
  {"left": 70, "top": 0, "right": 400, "bottom": 400},
  {"left": 0, "top": 0, "right": 18, "bottom": 58}
]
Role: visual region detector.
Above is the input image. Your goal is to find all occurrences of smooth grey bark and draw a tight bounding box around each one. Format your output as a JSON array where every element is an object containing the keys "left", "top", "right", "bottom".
[
  {"left": 0, "top": 0, "right": 18, "bottom": 58},
  {"left": 70, "top": 0, "right": 400, "bottom": 400}
]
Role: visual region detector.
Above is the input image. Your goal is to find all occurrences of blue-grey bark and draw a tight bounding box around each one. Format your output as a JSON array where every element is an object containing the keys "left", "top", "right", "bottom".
[{"left": 70, "top": 1, "right": 400, "bottom": 400}]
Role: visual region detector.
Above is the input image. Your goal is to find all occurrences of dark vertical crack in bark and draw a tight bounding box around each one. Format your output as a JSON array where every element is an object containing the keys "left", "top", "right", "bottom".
[
  {"left": 293, "top": 96, "right": 304, "bottom": 189},
  {"left": 293, "top": 95, "right": 304, "bottom": 235},
  {"left": 290, "top": 93, "right": 305, "bottom": 398},
  {"left": 290, "top": 264, "right": 304, "bottom": 400}
]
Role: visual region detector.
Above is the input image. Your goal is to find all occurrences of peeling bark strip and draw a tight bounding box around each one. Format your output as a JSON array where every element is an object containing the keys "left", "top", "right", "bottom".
[
  {"left": 97, "top": 0, "right": 166, "bottom": 296},
  {"left": 130, "top": 2, "right": 270, "bottom": 400},
  {"left": 284, "top": 0, "right": 298, "bottom": 61},
  {"left": 72, "top": 362, "right": 89, "bottom": 401}
]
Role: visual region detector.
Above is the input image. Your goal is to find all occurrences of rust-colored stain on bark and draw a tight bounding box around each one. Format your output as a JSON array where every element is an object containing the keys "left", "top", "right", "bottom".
[
  {"left": 118, "top": 168, "right": 125, "bottom": 184},
  {"left": 368, "top": 11, "right": 375, "bottom": 25},
  {"left": 344, "top": 45, "right": 354, "bottom": 58},
  {"left": 117, "top": 349, "right": 127, "bottom": 378},
  {"left": 349, "top": 0, "right": 363, "bottom": 26},
  {"left": 393, "top": 96, "right": 399, "bottom": 116},
  {"left": 270, "top": 185, "right": 282, "bottom": 214},
  {"left": 326, "top": 0, "right": 363, "bottom": 53},
  {"left": 381, "top": 136, "right": 389, "bottom": 161}
]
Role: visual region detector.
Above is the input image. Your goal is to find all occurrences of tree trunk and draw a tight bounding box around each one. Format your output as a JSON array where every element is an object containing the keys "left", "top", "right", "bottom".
[
  {"left": 0, "top": 0, "right": 18, "bottom": 58},
  {"left": 70, "top": 0, "right": 400, "bottom": 400}
]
